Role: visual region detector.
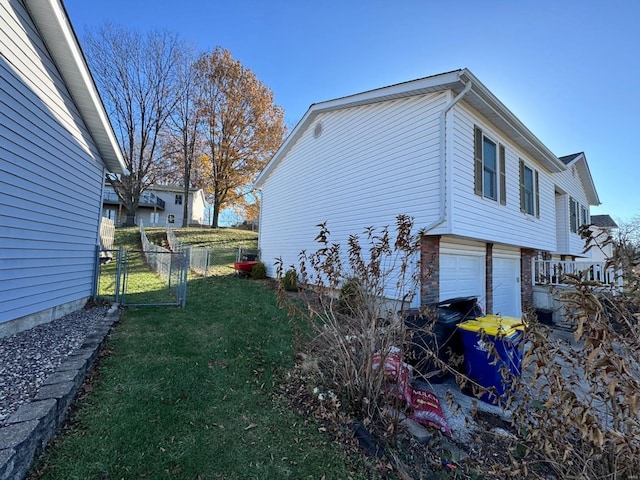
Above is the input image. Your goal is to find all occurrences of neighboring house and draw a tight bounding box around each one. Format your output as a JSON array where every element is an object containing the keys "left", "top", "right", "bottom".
[
  {"left": 102, "top": 184, "right": 208, "bottom": 227},
  {"left": 588, "top": 214, "right": 618, "bottom": 264},
  {"left": 0, "top": 0, "right": 126, "bottom": 336},
  {"left": 254, "top": 68, "right": 605, "bottom": 318}
]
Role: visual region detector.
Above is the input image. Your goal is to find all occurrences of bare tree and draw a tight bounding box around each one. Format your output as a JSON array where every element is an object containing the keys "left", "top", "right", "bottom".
[
  {"left": 160, "top": 45, "right": 202, "bottom": 227},
  {"left": 614, "top": 214, "right": 640, "bottom": 278},
  {"left": 194, "top": 47, "right": 286, "bottom": 228},
  {"left": 83, "top": 24, "right": 183, "bottom": 225}
]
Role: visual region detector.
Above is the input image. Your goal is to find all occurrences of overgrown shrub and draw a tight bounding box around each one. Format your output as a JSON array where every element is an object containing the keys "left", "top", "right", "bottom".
[
  {"left": 276, "top": 217, "right": 640, "bottom": 479},
  {"left": 281, "top": 269, "right": 299, "bottom": 291},
  {"left": 276, "top": 215, "right": 421, "bottom": 430},
  {"left": 251, "top": 261, "right": 266, "bottom": 279},
  {"left": 484, "top": 227, "right": 640, "bottom": 479}
]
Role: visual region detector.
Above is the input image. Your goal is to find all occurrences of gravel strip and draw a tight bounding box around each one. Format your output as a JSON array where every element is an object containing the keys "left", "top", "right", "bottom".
[{"left": 0, "top": 305, "right": 109, "bottom": 426}]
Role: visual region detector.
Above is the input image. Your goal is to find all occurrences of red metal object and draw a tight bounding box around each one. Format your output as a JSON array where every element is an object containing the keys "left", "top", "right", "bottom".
[{"left": 234, "top": 260, "right": 258, "bottom": 274}]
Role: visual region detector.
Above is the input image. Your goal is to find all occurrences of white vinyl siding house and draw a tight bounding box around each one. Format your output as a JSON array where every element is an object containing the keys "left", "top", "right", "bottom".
[
  {"left": 0, "top": 0, "right": 125, "bottom": 335},
  {"left": 447, "top": 102, "right": 557, "bottom": 254},
  {"left": 553, "top": 153, "right": 599, "bottom": 258},
  {"left": 258, "top": 92, "right": 447, "bottom": 283},
  {"left": 102, "top": 185, "right": 208, "bottom": 227},
  {"left": 255, "top": 69, "right": 601, "bottom": 318}
]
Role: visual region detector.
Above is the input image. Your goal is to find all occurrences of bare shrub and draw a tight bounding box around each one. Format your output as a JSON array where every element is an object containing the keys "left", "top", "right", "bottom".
[
  {"left": 498, "top": 230, "right": 640, "bottom": 479},
  {"left": 276, "top": 215, "right": 421, "bottom": 433}
]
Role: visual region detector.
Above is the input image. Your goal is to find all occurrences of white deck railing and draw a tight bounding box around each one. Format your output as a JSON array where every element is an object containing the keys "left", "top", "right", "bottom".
[{"left": 533, "top": 260, "right": 622, "bottom": 287}]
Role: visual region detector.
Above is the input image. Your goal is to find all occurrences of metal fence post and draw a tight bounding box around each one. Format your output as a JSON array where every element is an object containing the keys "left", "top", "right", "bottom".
[{"left": 115, "top": 246, "right": 124, "bottom": 304}]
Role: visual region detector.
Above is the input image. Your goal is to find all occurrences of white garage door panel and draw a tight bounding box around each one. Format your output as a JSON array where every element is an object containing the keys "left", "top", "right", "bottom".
[
  {"left": 440, "top": 254, "right": 485, "bottom": 310},
  {"left": 493, "top": 257, "right": 521, "bottom": 317}
]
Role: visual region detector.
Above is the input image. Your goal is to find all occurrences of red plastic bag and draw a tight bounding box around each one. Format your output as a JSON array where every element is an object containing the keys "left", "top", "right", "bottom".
[{"left": 409, "top": 386, "right": 451, "bottom": 436}]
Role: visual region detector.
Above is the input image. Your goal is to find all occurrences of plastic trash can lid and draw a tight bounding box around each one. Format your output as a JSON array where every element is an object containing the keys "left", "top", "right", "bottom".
[
  {"left": 457, "top": 320, "right": 517, "bottom": 337},
  {"left": 479, "top": 314, "right": 526, "bottom": 331}
]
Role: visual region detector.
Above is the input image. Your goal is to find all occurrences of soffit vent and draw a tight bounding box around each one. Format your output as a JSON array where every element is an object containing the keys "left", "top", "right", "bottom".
[{"left": 313, "top": 121, "right": 323, "bottom": 139}]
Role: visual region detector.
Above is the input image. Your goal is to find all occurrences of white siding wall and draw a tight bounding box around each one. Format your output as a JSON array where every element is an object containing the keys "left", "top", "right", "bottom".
[
  {"left": 190, "top": 191, "right": 206, "bottom": 225},
  {"left": 447, "top": 102, "right": 556, "bottom": 252},
  {"left": 589, "top": 227, "right": 614, "bottom": 263},
  {"left": 259, "top": 93, "right": 447, "bottom": 296},
  {"left": 156, "top": 191, "right": 184, "bottom": 226},
  {"left": 555, "top": 193, "right": 569, "bottom": 255},
  {"left": 0, "top": 1, "right": 105, "bottom": 324},
  {"left": 553, "top": 164, "right": 591, "bottom": 257}
]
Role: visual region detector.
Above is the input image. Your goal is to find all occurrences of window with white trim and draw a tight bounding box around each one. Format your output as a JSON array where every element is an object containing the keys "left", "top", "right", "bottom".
[
  {"left": 474, "top": 125, "right": 506, "bottom": 204},
  {"left": 519, "top": 160, "right": 539, "bottom": 217},
  {"left": 569, "top": 199, "right": 589, "bottom": 233}
]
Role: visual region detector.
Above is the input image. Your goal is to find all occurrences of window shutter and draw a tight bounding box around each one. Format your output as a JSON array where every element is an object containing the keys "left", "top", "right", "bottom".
[
  {"left": 519, "top": 159, "right": 525, "bottom": 212},
  {"left": 569, "top": 197, "right": 577, "bottom": 233},
  {"left": 535, "top": 170, "right": 540, "bottom": 218},
  {"left": 474, "top": 126, "right": 483, "bottom": 196},
  {"left": 499, "top": 144, "right": 506, "bottom": 205}
]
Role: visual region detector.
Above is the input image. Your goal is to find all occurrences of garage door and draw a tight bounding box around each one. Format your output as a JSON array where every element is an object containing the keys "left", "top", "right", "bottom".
[
  {"left": 440, "top": 254, "right": 485, "bottom": 311},
  {"left": 493, "top": 257, "right": 521, "bottom": 317}
]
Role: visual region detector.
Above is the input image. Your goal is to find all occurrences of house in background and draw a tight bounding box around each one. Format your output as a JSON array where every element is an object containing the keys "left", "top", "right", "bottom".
[
  {"left": 102, "top": 184, "right": 208, "bottom": 227},
  {"left": 254, "top": 68, "right": 608, "bottom": 318},
  {"left": 0, "top": 0, "right": 126, "bottom": 336},
  {"left": 588, "top": 214, "right": 618, "bottom": 264}
]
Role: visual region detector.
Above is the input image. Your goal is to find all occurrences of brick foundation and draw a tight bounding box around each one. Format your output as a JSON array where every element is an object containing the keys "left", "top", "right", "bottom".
[
  {"left": 420, "top": 235, "right": 440, "bottom": 305},
  {"left": 485, "top": 243, "right": 493, "bottom": 314},
  {"left": 520, "top": 248, "right": 537, "bottom": 309}
]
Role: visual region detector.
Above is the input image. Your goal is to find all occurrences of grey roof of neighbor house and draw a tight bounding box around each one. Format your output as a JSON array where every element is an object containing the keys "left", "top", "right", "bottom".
[
  {"left": 559, "top": 152, "right": 583, "bottom": 165},
  {"left": 23, "top": 0, "right": 126, "bottom": 174},
  {"left": 591, "top": 214, "right": 618, "bottom": 228}
]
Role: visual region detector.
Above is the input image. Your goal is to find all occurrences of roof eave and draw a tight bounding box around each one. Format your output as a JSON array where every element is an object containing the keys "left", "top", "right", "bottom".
[
  {"left": 459, "top": 70, "right": 565, "bottom": 173},
  {"left": 255, "top": 68, "right": 567, "bottom": 187},
  {"left": 23, "top": 0, "right": 126, "bottom": 174}
]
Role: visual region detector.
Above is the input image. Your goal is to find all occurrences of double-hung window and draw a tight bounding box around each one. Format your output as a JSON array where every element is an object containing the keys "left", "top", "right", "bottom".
[
  {"left": 483, "top": 138, "right": 497, "bottom": 200},
  {"left": 474, "top": 125, "right": 506, "bottom": 204},
  {"left": 175, "top": 194, "right": 183, "bottom": 205},
  {"left": 569, "top": 198, "right": 588, "bottom": 233},
  {"left": 519, "top": 160, "right": 540, "bottom": 217}
]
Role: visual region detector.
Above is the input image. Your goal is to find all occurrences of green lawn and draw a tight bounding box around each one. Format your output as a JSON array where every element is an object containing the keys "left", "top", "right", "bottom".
[{"left": 32, "top": 228, "right": 372, "bottom": 479}]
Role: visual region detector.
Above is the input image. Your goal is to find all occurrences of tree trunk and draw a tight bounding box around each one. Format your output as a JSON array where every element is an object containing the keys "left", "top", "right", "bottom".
[
  {"left": 124, "top": 213, "right": 137, "bottom": 226},
  {"left": 182, "top": 186, "right": 189, "bottom": 228},
  {"left": 211, "top": 200, "right": 220, "bottom": 228}
]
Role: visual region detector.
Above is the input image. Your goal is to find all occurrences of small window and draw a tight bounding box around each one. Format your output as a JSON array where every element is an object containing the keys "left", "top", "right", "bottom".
[
  {"left": 105, "top": 209, "right": 116, "bottom": 220},
  {"left": 175, "top": 194, "right": 183, "bottom": 205},
  {"left": 168, "top": 214, "right": 175, "bottom": 224},
  {"left": 570, "top": 197, "right": 578, "bottom": 233},
  {"left": 483, "top": 138, "right": 497, "bottom": 200},
  {"left": 580, "top": 206, "right": 588, "bottom": 226},
  {"left": 522, "top": 166, "right": 534, "bottom": 215},
  {"left": 474, "top": 126, "right": 504, "bottom": 203},
  {"left": 150, "top": 212, "right": 159, "bottom": 225},
  {"left": 519, "top": 160, "right": 540, "bottom": 217}
]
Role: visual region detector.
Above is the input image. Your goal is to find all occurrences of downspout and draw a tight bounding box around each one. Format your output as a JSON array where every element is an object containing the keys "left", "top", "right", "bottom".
[
  {"left": 256, "top": 188, "right": 263, "bottom": 250},
  {"left": 422, "top": 77, "right": 472, "bottom": 233}
]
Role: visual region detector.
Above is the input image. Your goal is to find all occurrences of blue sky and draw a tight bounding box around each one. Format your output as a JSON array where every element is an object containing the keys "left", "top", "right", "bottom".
[{"left": 64, "top": 0, "right": 639, "bottom": 222}]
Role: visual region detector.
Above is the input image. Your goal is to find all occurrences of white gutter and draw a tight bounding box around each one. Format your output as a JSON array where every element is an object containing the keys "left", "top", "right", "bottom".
[{"left": 423, "top": 77, "right": 472, "bottom": 233}]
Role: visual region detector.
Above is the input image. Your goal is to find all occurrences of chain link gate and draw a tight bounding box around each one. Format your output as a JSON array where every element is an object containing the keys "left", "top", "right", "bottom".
[{"left": 95, "top": 246, "right": 189, "bottom": 307}]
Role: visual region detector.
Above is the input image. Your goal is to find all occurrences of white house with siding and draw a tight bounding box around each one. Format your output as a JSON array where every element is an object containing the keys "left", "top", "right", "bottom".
[
  {"left": 102, "top": 184, "right": 208, "bottom": 227},
  {"left": 254, "top": 69, "right": 602, "bottom": 317},
  {"left": 0, "top": 0, "right": 126, "bottom": 336}
]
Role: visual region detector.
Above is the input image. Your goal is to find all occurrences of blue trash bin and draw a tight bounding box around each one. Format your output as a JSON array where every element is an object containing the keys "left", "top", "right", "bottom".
[{"left": 457, "top": 321, "right": 521, "bottom": 405}]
